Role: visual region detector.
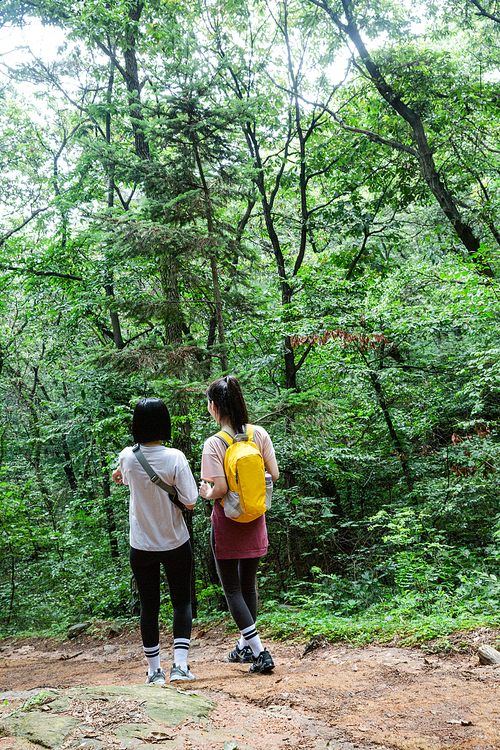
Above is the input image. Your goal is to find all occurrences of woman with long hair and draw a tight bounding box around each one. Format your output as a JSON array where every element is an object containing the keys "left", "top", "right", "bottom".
[
  {"left": 199, "top": 376, "right": 279, "bottom": 673},
  {"left": 113, "top": 397, "right": 197, "bottom": 684}
]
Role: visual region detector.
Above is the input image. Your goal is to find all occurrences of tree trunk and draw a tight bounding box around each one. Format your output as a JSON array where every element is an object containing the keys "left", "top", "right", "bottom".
[
  {"left": 368, "top": 368, "right": 413, "bottom": 492},
  {"left": 102, "top": 458, "right": 119, "bottom": 559},
  {"left": 62, "top": 443, "right": 78, "bottom": 491},
  {"left": 104, "top": 284, "right": 125, "bottom": 350},
  {"left": 104, "top": 60, "right": 125, "bottom": 350},
  {"left": 123, "top": 3, "right": 151, "bottom": 161},
  {"left": 312, "top": 0, "right": 494, "bottom": 277},
  {"left": 191, "top": 131, "right": 228, "bottom": 371},
  {"left": 159, "top": 255, "right": 185, "bottom": 347}
]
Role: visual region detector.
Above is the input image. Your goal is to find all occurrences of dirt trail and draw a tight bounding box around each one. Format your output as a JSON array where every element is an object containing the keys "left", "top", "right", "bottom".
[{"left": 1, "top": 623, "right": 500, "bottom": 749}]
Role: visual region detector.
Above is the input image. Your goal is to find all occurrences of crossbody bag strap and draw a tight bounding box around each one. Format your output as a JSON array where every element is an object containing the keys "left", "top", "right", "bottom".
[{"left": 132, "top": 444, "right": 185, "bottom": 512}]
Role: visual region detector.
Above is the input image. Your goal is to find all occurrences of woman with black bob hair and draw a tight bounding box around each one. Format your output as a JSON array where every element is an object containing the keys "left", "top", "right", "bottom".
[
  {"left": 199, "top": 376, "right": 279, "bottom": 674},
  {"left": 113, "top": 397, "right": 197, "bottom": 685},
  {"left": 132, "top": 397, "right": 172, "bottom": 443}
]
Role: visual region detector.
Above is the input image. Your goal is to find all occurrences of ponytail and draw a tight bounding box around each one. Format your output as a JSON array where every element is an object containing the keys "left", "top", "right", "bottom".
[{"left": 207, "top": 375, "right": 249, "bottom": 433}]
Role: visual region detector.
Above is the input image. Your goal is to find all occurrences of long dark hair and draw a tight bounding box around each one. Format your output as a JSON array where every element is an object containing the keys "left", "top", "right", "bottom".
[
  {"left": 207, "top": 375, "right": 248, "bottom": 434},
  {"left": 132, "top": 397, "right": 172, "bottom": 444}
]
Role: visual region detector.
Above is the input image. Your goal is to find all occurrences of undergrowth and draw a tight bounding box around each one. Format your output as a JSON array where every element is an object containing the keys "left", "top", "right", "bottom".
[
  {"left": 2, "top": 572, "right": 500, "bottom": 650},
  {"left": 256, "top": 602, "right": 499, "bottom": 648}
]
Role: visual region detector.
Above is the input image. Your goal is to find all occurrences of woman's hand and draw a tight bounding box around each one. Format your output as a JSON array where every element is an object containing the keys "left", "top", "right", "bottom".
[
  {"left": 198, "top": 479, "right": 212, "bottom": 499},
  {"left": 112, "top": 468, "right": 123, "bottom": 484},
  {"left": 199, "top": 476, "right": 228, "bottom": 500}
]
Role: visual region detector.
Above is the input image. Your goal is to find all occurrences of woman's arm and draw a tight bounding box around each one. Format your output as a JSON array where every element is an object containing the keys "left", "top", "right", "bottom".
[
  {"left": 265, "top": 456, "right": 279, "bottom": 482},
  {"left": 256, "top": 426, "right": 279, "bottom": 481},
  {"left": 112, "top": 453, "right": 128, "bottom": 485},
  {"left": 199, "top": 476, "right": 228, "bottom": 500},
  {"left": 200, "top": 437, "right": 227, "bottom": 499},
  {"left": 173, "top": 461, "right": 198, "bottom": 511}
]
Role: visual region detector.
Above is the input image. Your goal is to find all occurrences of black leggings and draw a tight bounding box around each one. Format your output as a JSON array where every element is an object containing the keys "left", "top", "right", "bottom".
[
  {"left": 210, "top": 526, "right": 260, "bottom": 632},
  {"left": 130, "top": 541, "right": 192, "bottom": 648}
]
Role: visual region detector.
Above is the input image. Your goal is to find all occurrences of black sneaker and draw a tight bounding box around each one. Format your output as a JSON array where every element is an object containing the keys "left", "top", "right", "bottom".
[
  {"left": 249, "top": 649, "right": 275, "bottom": 674},
  {"left": 228, "top": 643, "right": 254, "bottom": 663}
]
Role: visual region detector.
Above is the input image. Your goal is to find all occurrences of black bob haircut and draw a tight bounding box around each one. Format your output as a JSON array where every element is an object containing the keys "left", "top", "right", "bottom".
[{"left": 132, "top": 397, "right": 171, "bottom": 444}]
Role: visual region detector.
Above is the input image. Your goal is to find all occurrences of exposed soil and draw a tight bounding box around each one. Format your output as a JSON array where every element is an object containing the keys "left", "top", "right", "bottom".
[{"left": 1, "top": 623, "right": 500, "bottom": 750}]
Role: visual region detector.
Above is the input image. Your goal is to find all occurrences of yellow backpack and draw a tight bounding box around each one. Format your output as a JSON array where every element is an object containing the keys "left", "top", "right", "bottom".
[{"left": 216, "top": 424, "right": 269, "bottom": 523}]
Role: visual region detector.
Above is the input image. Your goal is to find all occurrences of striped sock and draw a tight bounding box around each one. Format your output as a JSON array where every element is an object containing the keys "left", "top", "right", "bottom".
[
  {"left": 174, "top": 638, "right": 190, "bottom": 668},
  {"left": 240, "top": 623, "right": 263, "bottom": 657},
  {"left": 144, "top": 644, "right": 161, "bottom": 675}
]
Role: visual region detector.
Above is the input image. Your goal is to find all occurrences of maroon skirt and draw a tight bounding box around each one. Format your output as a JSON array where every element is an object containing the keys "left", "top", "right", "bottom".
[{"left": 211, "top": 500, "right": 268, "bottom": 559}]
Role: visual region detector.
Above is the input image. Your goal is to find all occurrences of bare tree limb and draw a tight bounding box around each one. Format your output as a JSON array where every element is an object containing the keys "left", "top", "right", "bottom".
[
  {"left": 0, "top": 208, "right": 49, "bottom": 247},
  {"left": 468, "top": 0, "right": 500, "bottom": 23},
  {"left": 0, "top": 265, "right": 83, "bottom": 281}
]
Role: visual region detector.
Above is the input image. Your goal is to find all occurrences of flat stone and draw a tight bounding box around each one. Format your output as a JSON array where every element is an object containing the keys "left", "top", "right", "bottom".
[
  {"left": 1, "top": 684, "right": 215, "bottom": 749},
  {"left": 0, "top": 690, "right": 40, "bottom": 700},
  {"left": 1, "top": 710, "right": 79, "bottom": 747},
  {"left": 75, "top": 684, "right": 215, "bottom": 724},
  {"left": 67, "top": 622, "right": 90, "bottom": 639},
  {"left": 107, "top": 623, "right": 122, "bottom": 638}
]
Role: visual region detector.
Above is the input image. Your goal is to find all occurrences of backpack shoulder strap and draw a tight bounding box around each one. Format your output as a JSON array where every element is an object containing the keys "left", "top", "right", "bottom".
[
  {"left": 215, "top": 430, "right": 234, "bottom": 448},
  {"left": 217, "top": 426, "right": 256, "bottom": 444},
  {"left": 132, "top": 445, "right": 185, "bottom": 512}
]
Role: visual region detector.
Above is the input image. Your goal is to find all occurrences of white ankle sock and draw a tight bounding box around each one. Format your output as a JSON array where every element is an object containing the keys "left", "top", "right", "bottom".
[
  {"left": 240, "top": 623, "right": 263, "bottom": 657},
  {"left": 174, "top": 638, "right": 190, "bottom": 668},
  {"left": 144, "top": 644, "right": 161, "bottom": 674}
]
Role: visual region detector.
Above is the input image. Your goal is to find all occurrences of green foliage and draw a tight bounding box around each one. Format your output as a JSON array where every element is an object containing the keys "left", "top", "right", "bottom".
[
  {"left": 256, "top": 594, "right": 497, "bottom": 646},
  {"left": 1, "top": 0, "right": 500, "bottom": 642},
  {"left": 255, "top": 565, "right": 500, "bottom": 646}
]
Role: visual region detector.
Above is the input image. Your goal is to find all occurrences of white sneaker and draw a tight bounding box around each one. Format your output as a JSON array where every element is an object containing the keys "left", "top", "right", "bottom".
[
  {"left": 170, "top": 663, "right": 195, "bottom": 682},
  {"left": 145, "top": 668, "right": 166, "bottom": 685}
]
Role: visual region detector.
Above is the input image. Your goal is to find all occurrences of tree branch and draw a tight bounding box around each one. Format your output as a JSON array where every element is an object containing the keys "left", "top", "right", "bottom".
[
  {"left": 0, "top": 265, "right": 83, "bottom": 281},
  {"left": 293, "top": 341, "right": 314, "bottom": 375},
  {"left": 468, "top": 0, "right": 500, "bottom": 23},
  {"left": 0, "top": 208, "right": 49, "bottom": 247}
]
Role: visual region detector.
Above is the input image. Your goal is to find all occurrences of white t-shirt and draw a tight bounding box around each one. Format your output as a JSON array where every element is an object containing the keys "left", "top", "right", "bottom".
[{"left": 119, "top": 445, "right": 197, "bottom": 552}]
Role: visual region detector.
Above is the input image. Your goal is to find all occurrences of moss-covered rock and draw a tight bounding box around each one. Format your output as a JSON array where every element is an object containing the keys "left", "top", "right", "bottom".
[{"left": 1, "top": 684, "right": 215, "bottom": 749}]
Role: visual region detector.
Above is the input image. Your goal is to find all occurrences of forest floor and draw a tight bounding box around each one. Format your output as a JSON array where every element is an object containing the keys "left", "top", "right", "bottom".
[{"left": 1, "top": 622, "right": 500, "bottom": 750}]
